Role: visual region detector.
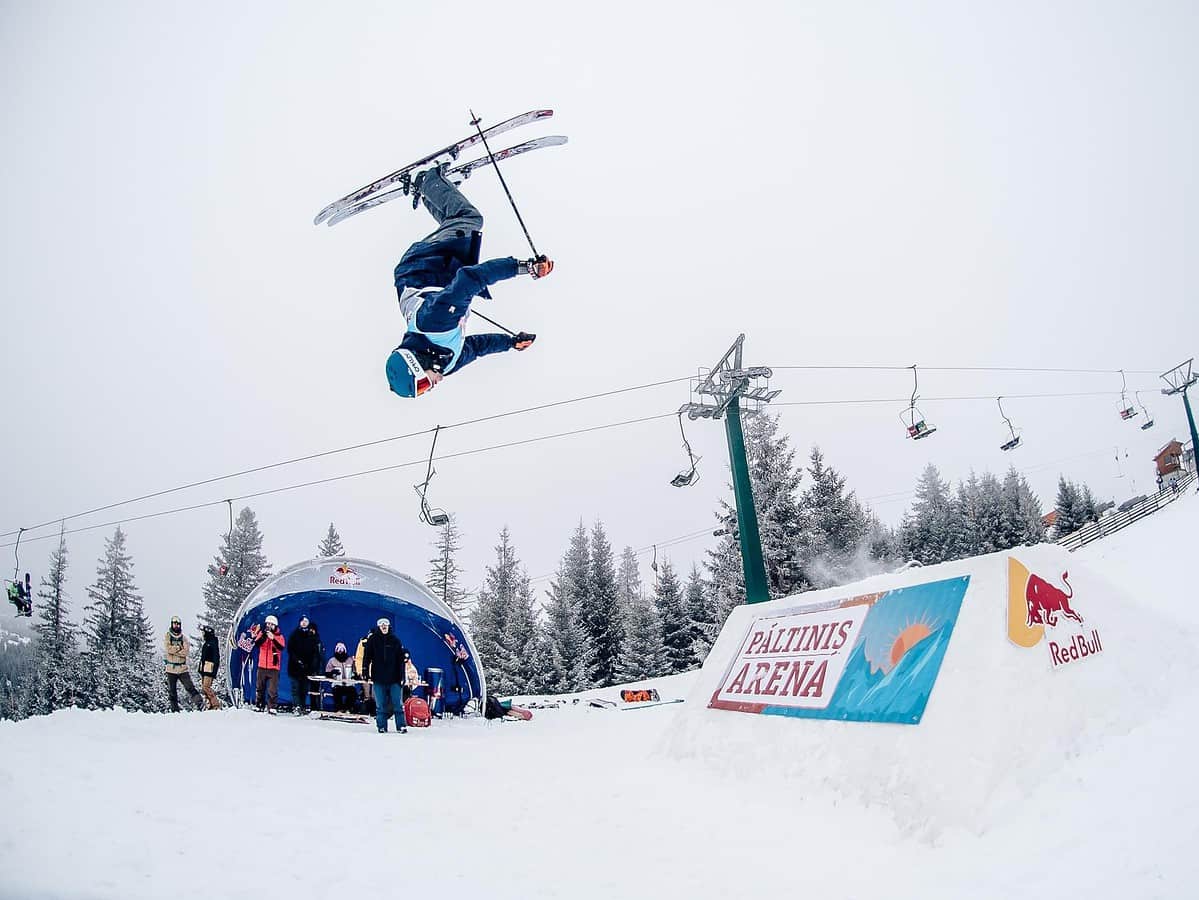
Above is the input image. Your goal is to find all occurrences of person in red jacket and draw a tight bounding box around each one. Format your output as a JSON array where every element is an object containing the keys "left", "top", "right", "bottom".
[{"left": 251, "top": 615, "right": 286, "bottom": 714}]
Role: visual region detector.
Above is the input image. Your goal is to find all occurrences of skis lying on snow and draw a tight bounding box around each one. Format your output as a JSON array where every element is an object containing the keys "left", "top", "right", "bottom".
[
  {"left": 313, "top": 108, "right": 554, "bottom": 226},
  {"left": 588, "top": 696, "right": 684, "bottom": 711},
  {"left": 618, "top": 699, "right": 684, "bottom": 711},
  {"left": 324, "top": 134, "right": 567, "bottom": 227}
]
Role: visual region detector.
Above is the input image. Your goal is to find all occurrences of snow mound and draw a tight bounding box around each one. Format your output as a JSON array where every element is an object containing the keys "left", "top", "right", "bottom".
[{"left": 660, "top": 535, "right": 1196, "bottom": 836}]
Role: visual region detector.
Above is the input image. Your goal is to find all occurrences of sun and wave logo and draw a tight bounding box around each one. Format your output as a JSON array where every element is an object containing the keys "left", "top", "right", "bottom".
[
  {"left": 1007, "top": 557, "right": 1103, "bottom": 668},
  {"left": 329, "top": 564, "right": 362, "bottom": 587}
]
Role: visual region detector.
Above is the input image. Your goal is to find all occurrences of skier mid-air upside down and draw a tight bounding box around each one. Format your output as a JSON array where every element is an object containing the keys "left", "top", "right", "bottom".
[{"left": 385, "top": 166, "right": 553, "bottom": 399}]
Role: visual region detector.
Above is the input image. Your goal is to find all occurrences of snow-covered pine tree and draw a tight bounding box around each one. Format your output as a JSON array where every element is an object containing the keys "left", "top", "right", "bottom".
[
  {"left": 540, "top": 562, "right": 594, "bottom": 694},
  {"left": 81, "top": 527, "right": 161, "bottom": 712},
  {"left": 973, "top": 472, "right": 1008, "bottom": 554},
  {"left": 317, "top": 522, "right": 345, "bottom": 557},
  {"left": 901, "top": 464, "right": 955, "bottom": 564},
  {"left": 655, "top": 559, "right": 693, "bottom": 674},
  {"left": 706, "top": 411, "right": 807, "bottom": 611},
  {"left": 536, "top": 522, "right": 595, "bottom": 692},
  {"left": 705, "top": 519, "right": 746, "bottom": 645},
  {"left": 201, "top": 507, "right": 272, "bottom": 641},
  {"left": 497, "top": 569, "right": 541, "bottom": 694},
  {"left": 1054, "top": 477, "right": 1081, "bottom": 537},
  {"left": 427, "top": 514, "right": 469, "bottom": 616},
  {"left": 684, "top": 564, "right": 716, "bottom": 663},
  {"left": 1005, "top": 468, "right": 1046, "bottom": 545},
  {"left": 1079, "top": 484, "right": 1099, "bottom": 524},
  {"left": 800, "top": 446, "right": 870, "bottom": 587},
  {"left": 23, "top": 534, "right": 81, "bottom": 716},
  {"left": 615, "top": 545, "right": 642, "bottom": 630},
  {"left": 616, "top": 588, "right": 666, "bottom": 682},
  {"left": 863, "top": 512, "right": 901, "bottom": 569},
  {"left": 949, "top": 475, "right": 983, "bottom": 560},
  {"left": 470, "top": 527, "right": 538, "bottom": 694},
  {"left": 582, "top": 521, "right": 621, "bottom": 687}
]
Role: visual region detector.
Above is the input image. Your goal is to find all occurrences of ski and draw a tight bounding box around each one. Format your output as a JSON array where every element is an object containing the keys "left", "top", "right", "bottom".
[
  {"left": 324, "top": 135, "right": 567, "bottom": 227},
  {"left": 313, "top": 109, "right": 554, "bottom": 225},
  {"left": 618, "top": 699, "right": 684, "bottom": 711}
]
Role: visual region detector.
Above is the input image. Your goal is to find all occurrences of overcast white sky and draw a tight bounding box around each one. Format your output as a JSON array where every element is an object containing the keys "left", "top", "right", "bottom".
[{"left": 2, "top": 1, "right": 1196, "bottom": 631}]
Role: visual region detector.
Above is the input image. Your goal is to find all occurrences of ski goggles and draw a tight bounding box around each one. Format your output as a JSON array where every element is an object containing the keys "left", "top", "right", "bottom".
[{"left": 396, "top": 349, "right": 435, "bottom": 397}]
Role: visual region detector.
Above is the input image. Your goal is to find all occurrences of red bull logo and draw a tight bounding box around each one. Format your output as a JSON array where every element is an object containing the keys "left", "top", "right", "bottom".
[
  {"left": 329, "top": 564, "right": 362, "bottom": 586},
  {"left": 1008, "top": 557, "right": 1104, "bottom": 669},
  {"left": 1025, "top": 571, "right": 1083, "bottom": 628}
]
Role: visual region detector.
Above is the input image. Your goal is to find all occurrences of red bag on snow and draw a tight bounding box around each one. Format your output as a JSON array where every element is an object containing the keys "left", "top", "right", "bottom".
[{"left": 404, "top": 696, "right": 431, "bottom": 728}]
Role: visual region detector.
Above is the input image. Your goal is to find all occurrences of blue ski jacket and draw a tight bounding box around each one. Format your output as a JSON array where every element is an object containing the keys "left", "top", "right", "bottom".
[{"left": 388, "top": 232, "right": 522, "bottom": 394}]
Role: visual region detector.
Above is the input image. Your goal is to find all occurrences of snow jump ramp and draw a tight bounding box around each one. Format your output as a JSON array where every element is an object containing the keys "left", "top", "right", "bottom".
[{"left": 661, "top": 544, "right": 1187, "bottom": 833}]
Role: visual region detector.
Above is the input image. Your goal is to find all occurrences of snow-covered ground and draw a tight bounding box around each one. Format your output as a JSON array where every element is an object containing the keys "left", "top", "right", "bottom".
[{"left": 2, "top": 493, "right": 1197, "bottom": 900}]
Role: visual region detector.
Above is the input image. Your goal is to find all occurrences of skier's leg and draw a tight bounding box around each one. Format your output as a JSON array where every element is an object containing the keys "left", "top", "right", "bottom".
[
  {"left": 372, "top": 683, "right": 388, "bottom": 731},
  {"left": 419, "top": 168, "right": 483, "bottom": 244},
  {"left": 391, "top": 683, "right": 407, "bottom": 731},
  {"left": 254, "top": 669, "right": 267, "bottom": 709},
  {"left": 167, "top": 674, "right": 181, "bottom": 712}
]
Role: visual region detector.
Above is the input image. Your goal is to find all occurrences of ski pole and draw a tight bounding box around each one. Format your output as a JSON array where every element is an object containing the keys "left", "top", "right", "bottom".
[
  {"left": 472, "top": 309, "right": 516, "bottom": 336},
  {"left": 469, "top": 109, "right": 540, "bottom": 258}
]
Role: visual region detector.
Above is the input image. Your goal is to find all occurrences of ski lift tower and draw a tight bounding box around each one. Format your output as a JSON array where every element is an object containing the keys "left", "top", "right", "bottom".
[
  {"left": 680, "top": 334, "right": 780, "bottom": 605},
  {"left": 1160, "top": 358, "right": 1199, "bottom": 485}
]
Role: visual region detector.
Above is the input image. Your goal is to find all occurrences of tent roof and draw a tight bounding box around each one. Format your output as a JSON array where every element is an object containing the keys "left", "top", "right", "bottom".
[{"left": 232, "top": 557, "right": 459, "bottom": 626}]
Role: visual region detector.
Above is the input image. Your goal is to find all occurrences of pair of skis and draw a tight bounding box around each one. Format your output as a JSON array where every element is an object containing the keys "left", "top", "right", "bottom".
[{"left": 313, "top": 109, "right": 567, "bottom": 227}]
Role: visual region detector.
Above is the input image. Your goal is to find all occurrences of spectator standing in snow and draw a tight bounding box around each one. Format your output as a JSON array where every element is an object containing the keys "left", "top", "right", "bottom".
[
  {"left": 325, "top": 642, "right": 358, "bottom": 712},
  {"left": 308, "top": 620, "right": 326, "bottom": 712},
  {"left": 164, "top": 616, "right": 203, "bottom": 712},
  {"left": 253, "top": 615, "right": 285, "bottom": 714},
  {"left": 287, "top": 615, "right": 319, "bottom": 716},
  {"left": 362, "top": 617, "right": 409, "bottom": 733},
  {"left": 198, "top": 624, "right": 221, "bottom": 710}
]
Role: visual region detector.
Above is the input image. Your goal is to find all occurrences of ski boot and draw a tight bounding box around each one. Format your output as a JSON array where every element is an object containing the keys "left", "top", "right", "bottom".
[{"left": 407, "top": 160, "right": 453, "bottom": 209}]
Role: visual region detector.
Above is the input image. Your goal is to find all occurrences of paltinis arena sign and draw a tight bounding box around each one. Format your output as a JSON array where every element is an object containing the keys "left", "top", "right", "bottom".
[{"left": 708, "top": 576, "right": 970, "bottom": 725}]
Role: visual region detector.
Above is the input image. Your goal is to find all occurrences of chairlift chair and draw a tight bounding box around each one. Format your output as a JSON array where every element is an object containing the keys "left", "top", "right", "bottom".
[
  {"left": 902, "top": 365, "right": 937, "bottom": 440},
  {"left": 670, "top": 411, "right": 701, "bottom": 488},
  {"left": 414, "top": 426, "right": 451, "bottom": 527},
  {"left": 1135, "top": 391, "right": 1155, "bottom": 430},
  {"left": 1117, "top": 370, "right": 1138, "bottom": 420},
  {"left": 997, "top": 396, "right": 1022, "bottom": 451}
]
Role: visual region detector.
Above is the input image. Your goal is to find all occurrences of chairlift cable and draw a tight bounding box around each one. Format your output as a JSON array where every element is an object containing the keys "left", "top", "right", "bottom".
[
  {"left": 0, "top": 411, "right": 679, "bottom": 551},
  {"left": 0, "top": 375, "right": 695, "bottom": 539}
]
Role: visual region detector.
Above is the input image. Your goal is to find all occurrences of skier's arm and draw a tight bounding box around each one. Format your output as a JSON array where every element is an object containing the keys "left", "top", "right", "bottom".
[
  {"left": 453, "top": 333, "right": 520, "bottom": 373},
  {"left": 418, "top": 257, "right": 520, "bottom": 322}
]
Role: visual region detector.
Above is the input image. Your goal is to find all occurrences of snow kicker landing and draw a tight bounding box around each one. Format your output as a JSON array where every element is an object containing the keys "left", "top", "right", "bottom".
[{"left": 660, "top": 544, "right": 1194, "bottom": 835}]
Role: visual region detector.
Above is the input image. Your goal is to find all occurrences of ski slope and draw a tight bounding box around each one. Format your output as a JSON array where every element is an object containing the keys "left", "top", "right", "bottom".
[{"left": 1, "top": 492, "right": 1197, "bottom": 900}]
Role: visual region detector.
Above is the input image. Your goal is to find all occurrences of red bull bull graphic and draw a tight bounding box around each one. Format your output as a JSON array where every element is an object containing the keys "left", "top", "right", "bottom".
[
  {"left": 1007, "top": 557, "right": 1104, "bottom": 669},
  {"left": 708, "top": 576, "right": 970, "bottom": 725},
  {"left": 328, "top": 564, "right": 362, "bottom": 587}
]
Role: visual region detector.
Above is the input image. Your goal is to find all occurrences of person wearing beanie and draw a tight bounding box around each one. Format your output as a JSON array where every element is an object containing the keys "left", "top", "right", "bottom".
[{"left": 163, "top": 616, "right": 203, "bottom": 712}]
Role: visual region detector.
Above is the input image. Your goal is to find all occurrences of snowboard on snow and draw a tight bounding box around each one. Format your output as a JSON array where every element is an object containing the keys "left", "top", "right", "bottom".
[
  {"left": 620, "top": 688, "right": 661, "bottom": 703},
  {"left": 313, "top": 108, "right": 557, "bottom": 226}
]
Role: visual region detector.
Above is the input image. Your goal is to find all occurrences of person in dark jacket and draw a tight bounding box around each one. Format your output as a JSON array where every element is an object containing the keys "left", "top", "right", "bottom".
[
  {"left": 384, "top": 165, "right": 552, "bottom": 400},
  {"left": 362, "top": 617, "right": 409, "bottom": 733},
  {"left": 287, "top": 616, "right": 320, "bottom": 715},
  {"left": 198, "top": 624, "right": 222, "bottom": 710}
]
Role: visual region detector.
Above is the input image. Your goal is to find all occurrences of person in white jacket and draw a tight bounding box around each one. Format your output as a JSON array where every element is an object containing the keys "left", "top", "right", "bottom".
[{"left": 325, "top": 642, "right": 358, "bottom": 712}]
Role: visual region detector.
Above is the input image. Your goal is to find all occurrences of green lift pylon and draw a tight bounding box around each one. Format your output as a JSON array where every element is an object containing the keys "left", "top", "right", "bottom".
[
  {"left": 1161, "top": 358, "right": 1199, "bottom": 488},
  {"left": 679, "top": 334, "right": 780, "bottom": 605}
]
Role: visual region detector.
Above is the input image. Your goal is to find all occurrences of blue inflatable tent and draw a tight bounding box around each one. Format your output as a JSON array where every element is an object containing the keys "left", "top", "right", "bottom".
[{"left": 225, "top": 557, "right": 484, "bottom": 714}]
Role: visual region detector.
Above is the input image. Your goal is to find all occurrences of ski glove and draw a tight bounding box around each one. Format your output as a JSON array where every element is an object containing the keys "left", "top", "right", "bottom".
[
  {"left": 522, "top": 256, "right": 554, "bottom": 279},
  {"left": 512, "top": 332, "right": 536, "bottom": 351}
]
